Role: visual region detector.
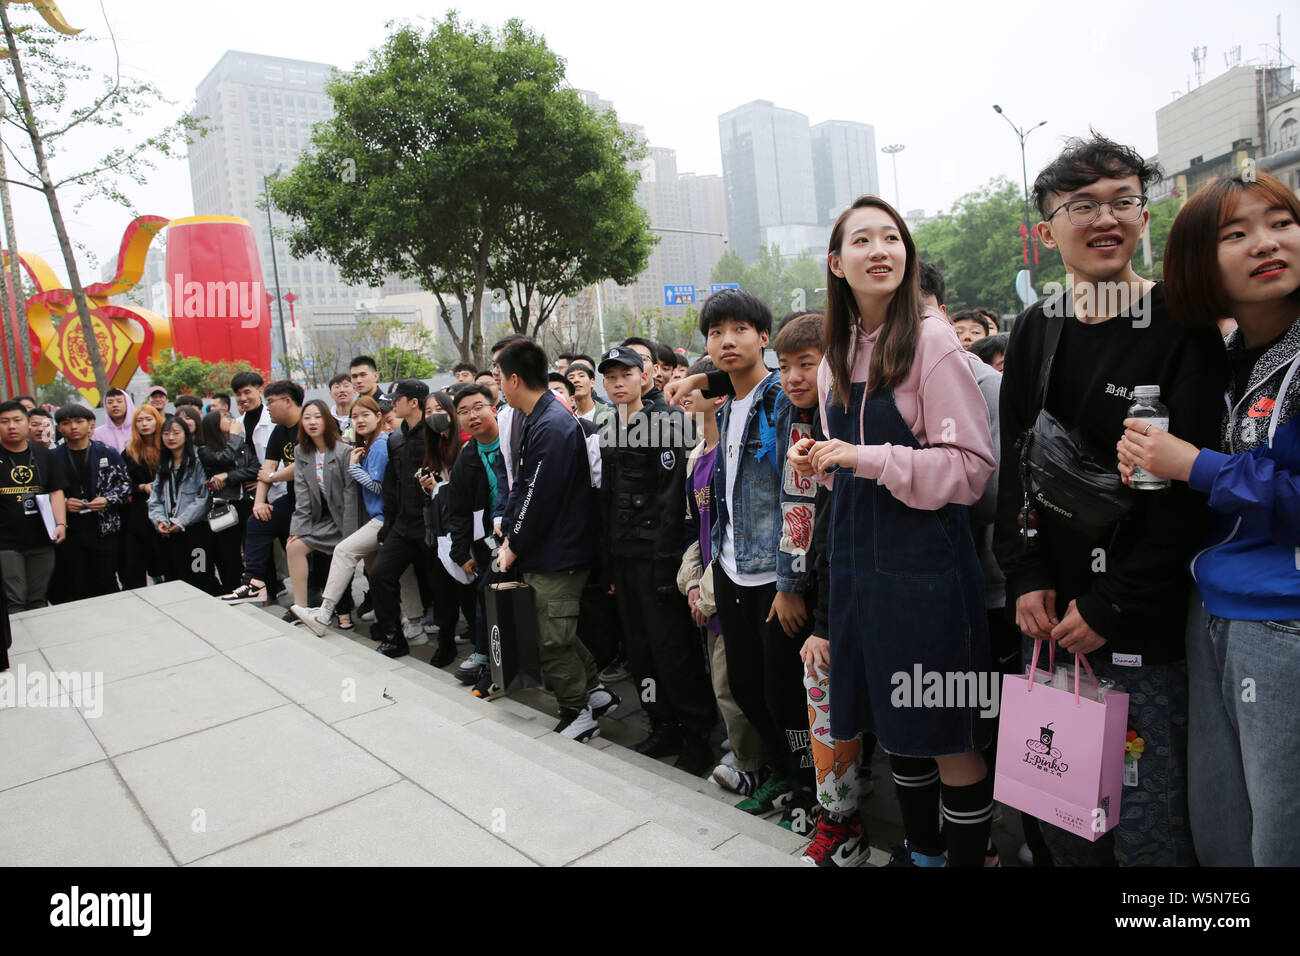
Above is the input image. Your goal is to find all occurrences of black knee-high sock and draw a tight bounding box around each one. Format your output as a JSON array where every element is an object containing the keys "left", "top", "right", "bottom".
[
  {"left": 941, "top": 773, "right": 995, "bottom": 867},
  {"left": 889, "top": 755, "right": 941, "bottom": 853}
]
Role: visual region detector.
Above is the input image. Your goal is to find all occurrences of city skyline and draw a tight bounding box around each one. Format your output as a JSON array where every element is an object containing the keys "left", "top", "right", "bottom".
[{"left": 5, "top": 1, "right": 1296, "bottom": 287}]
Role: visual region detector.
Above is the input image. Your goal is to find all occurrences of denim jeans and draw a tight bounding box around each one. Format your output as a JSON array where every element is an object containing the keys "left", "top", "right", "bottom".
[
  {"left": 1021, "top": 636, "right": 1196, "bottom": 867},
  {"left": 1187, "top": 600, "right": 1300, "bottom": 866}
]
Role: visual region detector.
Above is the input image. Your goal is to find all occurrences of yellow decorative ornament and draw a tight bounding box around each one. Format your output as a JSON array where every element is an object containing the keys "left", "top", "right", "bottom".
[{"left": 0, "top": 0, "right": 83, "bottom": 59}]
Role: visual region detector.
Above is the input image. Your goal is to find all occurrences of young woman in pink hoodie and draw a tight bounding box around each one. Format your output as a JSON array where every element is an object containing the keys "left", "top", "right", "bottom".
[{"left": 790, "top": 195, "right": 996, "bottom": 866}]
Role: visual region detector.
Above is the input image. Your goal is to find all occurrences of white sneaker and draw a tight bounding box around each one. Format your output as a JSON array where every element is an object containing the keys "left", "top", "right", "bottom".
[
  {"left": 555, "top": 706, "right": 600, "bottom": 743},
  {"left": 292, "top": 605, "right": 332, "bottom": 637},
  {"left": 359, "top": 609, "right": 377, "bottom": 623},
  {"left": 720, "top": 750, "right": 737, "bottom": 768},
  {"left": 711, "top": 763, "right": 759, "bottom": 796},
  {"left": 403, "top": 618, "right": 429, "bottom": 645}
]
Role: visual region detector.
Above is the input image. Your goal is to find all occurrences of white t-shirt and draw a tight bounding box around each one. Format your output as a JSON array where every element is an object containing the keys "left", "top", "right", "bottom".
[
  {"left": 718, "top": 387, "right": 776, "bottom": 587},
  {"left": 578, "top": 406, "right": 596, "bottom": 422}
]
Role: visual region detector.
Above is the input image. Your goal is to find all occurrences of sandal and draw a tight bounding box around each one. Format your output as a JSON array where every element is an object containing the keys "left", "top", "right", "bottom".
[{"left": 336, "top": 613, "right": 354, "bottom": 630}]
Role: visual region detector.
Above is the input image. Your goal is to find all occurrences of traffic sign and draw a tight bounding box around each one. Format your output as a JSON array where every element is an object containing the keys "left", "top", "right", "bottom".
[
  {"left": 663, "top": 284, "right": 696, "bottom": 306},
  {"left": 710, "top": 283, "right": 740, "bottom": 294}
]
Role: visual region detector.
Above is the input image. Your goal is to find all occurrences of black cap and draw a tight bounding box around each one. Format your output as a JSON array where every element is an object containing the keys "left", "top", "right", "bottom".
[
  {"left": 392, "top": 379, "right": 429, "bottom": 403},
  {"left": 597, "top": 346, "right": 643, "bottom": 374}
]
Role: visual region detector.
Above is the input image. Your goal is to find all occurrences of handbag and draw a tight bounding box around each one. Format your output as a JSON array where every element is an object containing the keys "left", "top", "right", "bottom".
[
  {"left": 1018, "top": 309, "right": 1133, "bottom": 543},
  {"left": 207, "top": 499, "right": 237, "bottom": 533},
  {"left": 993, "top": 640, "right": 1129, "bottom": 841},
  {"left": 483, "top": 563, "right": 542, "bottom": 693}
]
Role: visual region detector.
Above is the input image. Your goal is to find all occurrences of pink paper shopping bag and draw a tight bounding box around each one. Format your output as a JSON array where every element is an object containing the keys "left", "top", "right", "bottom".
[{"left": 993, "top": 641, "right": 1129, "bottom": 842}]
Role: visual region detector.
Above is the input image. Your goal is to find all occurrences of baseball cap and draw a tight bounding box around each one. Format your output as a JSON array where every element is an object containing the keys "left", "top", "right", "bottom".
[
  {"left": 392, "top": 379, "right": 430, "bottom": 403},
  {"left": 597, "top": 346, "right": 644, "bottom": 374},
  {"left": 148, "top": 385, "right": 167, "bottom": 397}
]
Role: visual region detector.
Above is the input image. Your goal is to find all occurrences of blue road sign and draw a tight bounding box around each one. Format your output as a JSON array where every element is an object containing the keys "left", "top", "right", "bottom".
[
  {"left": 663, "top": 284, "right": 696, "bottom": 306},
  {"left": 710, "top": 283, "right": 740, "bottom": 294}
]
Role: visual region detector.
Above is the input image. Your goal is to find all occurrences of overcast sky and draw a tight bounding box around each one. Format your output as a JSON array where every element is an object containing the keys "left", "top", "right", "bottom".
[{"left": 7, "top": 0, "right": 1296, "bottom": 280}]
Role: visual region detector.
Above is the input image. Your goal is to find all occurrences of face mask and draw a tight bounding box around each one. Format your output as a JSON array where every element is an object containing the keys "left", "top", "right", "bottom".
[{"left": 426, "top": 412, "right": 451, "bottom": 434}]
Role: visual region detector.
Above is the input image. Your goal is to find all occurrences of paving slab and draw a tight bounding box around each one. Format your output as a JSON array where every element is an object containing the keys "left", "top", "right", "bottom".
[
  {"left": 113, "top": 704, "right": 400, "bottom": 864},
  {"left": 81, "top": 655, "right": 286, "bottom": 756},
  {"left": 158, "top": 596, "right": 281, "bottom": 652},
  {"left": 191, "top": 780, "right": 534, "bottom": 867},
  {"left": 13, "top": 595, "right": 167, "bottom": 648},
  {"left": 133, "top": 581, "right": 208, "bottom": 607},
  {"left": 334, "top": 701, "right": 642, "bottom": 866},
  {"left": 225, "top": 635, "right": 397, "bottom": 724},
  {"left": 40, "top": 618, "right": 217, "bottom": 687},
  {"left": 0, "top": 761, "right": 174, "bottom": 866},
  {"left": 569, "top": 822, "right": 733, "bottom": 867},
  {"left": 0, "top": 694, "right": 106, "bottom": 791}
]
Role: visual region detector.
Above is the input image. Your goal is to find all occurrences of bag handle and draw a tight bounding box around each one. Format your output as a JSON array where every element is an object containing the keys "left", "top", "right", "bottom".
[{"left": 1026, "top": 637, "right": 1096, "bottom": 703}]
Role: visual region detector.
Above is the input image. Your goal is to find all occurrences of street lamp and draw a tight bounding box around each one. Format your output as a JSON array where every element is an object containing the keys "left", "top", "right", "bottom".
[
  {"left": 262, "top": 166, "right": 289, "bottom": 370},
  {"left": 881, "top": 144, "right": 905, "bottom": 210},
  {"left": 993, "top": 105, "right": 1047, "bottom": 292}
]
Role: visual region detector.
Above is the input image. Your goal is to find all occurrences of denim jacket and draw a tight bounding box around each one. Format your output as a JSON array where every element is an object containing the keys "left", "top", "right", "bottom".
[{"left": 710, "top": 371, "right": 782, "bottom": 576}]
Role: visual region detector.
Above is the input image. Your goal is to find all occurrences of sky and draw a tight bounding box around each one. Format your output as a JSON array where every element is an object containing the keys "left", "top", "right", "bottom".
[{"left": 6, "top": 0, "right": 1297, "bottom": 282}]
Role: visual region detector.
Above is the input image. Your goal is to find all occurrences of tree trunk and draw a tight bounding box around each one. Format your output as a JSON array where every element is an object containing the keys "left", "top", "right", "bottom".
[
  {"left": 1, "top": 4, "right": 110, "bottom": 401},
  {"left": 0, "top": 98, "right": 31, "bottom": 395}
]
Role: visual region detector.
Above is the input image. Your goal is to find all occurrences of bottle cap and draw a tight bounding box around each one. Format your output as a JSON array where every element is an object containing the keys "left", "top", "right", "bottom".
[{"left": 1132, "top": 385, "right": 1161, "bottom": 400}]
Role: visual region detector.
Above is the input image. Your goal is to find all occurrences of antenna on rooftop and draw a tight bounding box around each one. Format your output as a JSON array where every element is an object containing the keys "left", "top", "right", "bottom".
[
  {"left": 1225, "top": 45, "right": 1242, "bottom": 69},
  {"left": 1192, "top": 46, "right": 1208, "bottom": 86}
]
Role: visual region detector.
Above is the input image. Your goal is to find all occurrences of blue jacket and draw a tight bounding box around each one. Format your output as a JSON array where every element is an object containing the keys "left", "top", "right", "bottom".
[
  {"left": 710, "top": 370, "right": 782, "bottom": 577},
  {"left": 1188, "top": 326, "right": 1300, "bottom": 621},
  {"left": 500, "top": 390, "right": 596, "bottom": 572},
  {"left": 350, "top": 432, "right": 389, "bottom": 521}
]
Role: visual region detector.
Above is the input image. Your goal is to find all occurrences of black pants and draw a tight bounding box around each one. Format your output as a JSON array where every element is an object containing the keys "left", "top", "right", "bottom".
[
  {"left": 159, "top": 527, "right": 221, "bottom": 594},
  {"left": 429, "top": 556, "right": 475, "bottom": 638},
  {"left": 612, "top": 557, "right": 716, "bottom": 736},
  {"left": 713, "top": 567, "right": 814, "bottom": 786},
  {"left": 51, "top": 523, "right": 120, "bottom": 603},
  {"left": 370, "top": 531, "right": 430, "bottom": 639},
  {"left": 242, "top": 493, "right": 293, "bottom": 585},
  {"left": 578, "top": 574, "right": 622, "bottom": 670}
]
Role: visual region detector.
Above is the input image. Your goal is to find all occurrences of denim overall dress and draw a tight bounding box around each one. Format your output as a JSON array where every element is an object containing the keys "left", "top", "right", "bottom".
[{"left": 826, "top": 382, "right": 992, "bottom": 757}]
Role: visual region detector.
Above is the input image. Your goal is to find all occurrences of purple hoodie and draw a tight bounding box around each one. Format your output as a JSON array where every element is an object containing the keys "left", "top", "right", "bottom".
[{"left": 93, "top": 390, "right": 136, "bottom": 454}]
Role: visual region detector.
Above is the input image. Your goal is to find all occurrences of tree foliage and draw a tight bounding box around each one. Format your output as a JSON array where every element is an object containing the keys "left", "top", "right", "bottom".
[
  {"left": 270, "top": 13, "right": 652, "bottom": 367},
  {"left": 148, "top": 351, "right": 261, "bottom": 397},
  {"left": 711, "top": 245, "right": 826, "bottom": 318}
]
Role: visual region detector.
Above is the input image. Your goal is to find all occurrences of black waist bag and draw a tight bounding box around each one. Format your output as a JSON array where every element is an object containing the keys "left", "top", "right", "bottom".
[
  {"left": 1019, "top": 308, "right": 1133, "bottom": 543},
  {"left": 1021, "top": 408, "right": 1132, "bottom": 541}
]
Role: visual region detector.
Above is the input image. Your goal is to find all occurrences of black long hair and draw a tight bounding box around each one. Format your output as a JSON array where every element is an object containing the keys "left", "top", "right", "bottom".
[
  {"left": 202, "top": 410, "right": 229, "bottom": 452},
  {"left": 158, "top": 415, "right": 197, "bottom": 481},
  {"left": 422, "top": 390, "right": 461, "bottom": 475}
]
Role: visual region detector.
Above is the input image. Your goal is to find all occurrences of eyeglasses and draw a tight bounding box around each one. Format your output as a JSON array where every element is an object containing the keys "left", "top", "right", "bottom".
[
  {"left": 1045, "top": 195, "right": 1147, "bottom": 227},
  {"left": 457, "top": 403, "right": 493, "bottom": 417}
]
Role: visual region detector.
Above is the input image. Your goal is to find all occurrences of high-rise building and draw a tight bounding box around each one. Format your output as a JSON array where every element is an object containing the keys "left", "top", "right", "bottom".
[
  {"left": 718, "top": 100, "right": 819, "bottom": 263},
  {"left": 188, "top": 51, "right": 378, "bottom": 321},
  {"left": 1153, "top": 63, "right": 1295, "bottom": 202},
  {"left": 810, "top": 120, "right": 879, "bottom": 224}
]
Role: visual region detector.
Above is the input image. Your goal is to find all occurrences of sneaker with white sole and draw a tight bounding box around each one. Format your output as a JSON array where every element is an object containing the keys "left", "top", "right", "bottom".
[
  {"left": 221, "top": 581, "right": 267, "bottom": 605},
  {"left": 720, "top": 750, "right": 737, "bottom": 768},
  {"left": 711, "top": 763, "right": 759, "bottom": 796},
  {"left": 402, "top": 618, "right": 429, "bottom": 645},
  {"left": 554, "top": 706, "right": 599, "bottom": 743},
  {"left": 801, "top": 812, "right": 869, "bottom": 868},
  {"left": 291, "top": 605, "right": 333, "bottom": 637},
  {"left": 587, "top": 685, "right": 620, "bottom": 718}
]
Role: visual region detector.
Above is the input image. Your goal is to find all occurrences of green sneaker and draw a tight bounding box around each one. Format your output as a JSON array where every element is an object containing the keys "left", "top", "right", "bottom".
[{"left": 735, "top": 772, "right": 796, "bottom": 816}]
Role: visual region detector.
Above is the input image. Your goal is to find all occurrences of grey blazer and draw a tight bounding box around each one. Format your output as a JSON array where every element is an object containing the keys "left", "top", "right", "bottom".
[{"left": 291, "top": 440, "right": 361, "bottom": 550}]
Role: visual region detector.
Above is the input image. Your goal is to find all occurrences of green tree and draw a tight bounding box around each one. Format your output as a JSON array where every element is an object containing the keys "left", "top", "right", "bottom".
[
  {"left": 0, "top": 4, "right": 201, "bottom": 400},
  {"left": 709, "top": 245, "right": 826, "bottom": 317},
  {"left": 271, "top": 14, "right": 650, "bottom": 369},
  {"left": 148, "top": 351, "right": 259, "bottom": 397}
]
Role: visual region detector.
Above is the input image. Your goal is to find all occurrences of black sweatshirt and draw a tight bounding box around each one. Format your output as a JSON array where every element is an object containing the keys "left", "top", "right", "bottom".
[{"left": 992, "top": 283, "right": 1227, "bottom": 664}]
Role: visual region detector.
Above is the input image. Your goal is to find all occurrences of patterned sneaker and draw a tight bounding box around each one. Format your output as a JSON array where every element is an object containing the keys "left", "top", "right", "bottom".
[
  {"left": 221, "top": 581, "right": 266, "bottom": 604},
  {"left": 554, "top": 706, "right": 600, "bottom": 743},
  {"left": 587, "top": 685, "right": 621, "bottom": 719},
  {"left": 801, "top": 812, "right": 869, "bottom": 868},
  {"left": 711, "top": 763, "right": 759, "bottom": 796},
  {"left": 735, "top": 772, "right": 796, "bottom": 816}
]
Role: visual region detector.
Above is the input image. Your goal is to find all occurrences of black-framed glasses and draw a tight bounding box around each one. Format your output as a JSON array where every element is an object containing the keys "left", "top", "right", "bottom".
[{"left": 1045, "top": 195, "right": 1148, "bottom": 226}]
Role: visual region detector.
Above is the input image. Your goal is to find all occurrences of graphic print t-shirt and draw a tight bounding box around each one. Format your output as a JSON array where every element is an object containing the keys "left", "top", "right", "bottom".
[
  {"left": 0, "top": 443, "right": 66, "bottom": 549},
  {"left": 265, "top": 424, "right": 297, "bottom": 503}
]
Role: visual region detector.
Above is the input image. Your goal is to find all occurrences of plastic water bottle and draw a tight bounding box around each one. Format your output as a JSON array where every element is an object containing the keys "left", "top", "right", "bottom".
[{"left": 1127, "top": 386, "right": 1170, "bottom": 490}]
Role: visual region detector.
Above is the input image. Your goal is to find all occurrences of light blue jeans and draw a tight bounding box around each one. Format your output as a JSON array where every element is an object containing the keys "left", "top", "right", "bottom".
[{"left": 1187, "top": 600, "right": 1300, "bottom": 867}]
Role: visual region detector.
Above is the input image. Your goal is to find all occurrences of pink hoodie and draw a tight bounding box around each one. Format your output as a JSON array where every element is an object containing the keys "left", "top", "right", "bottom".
[
  {"left": 93, "top": 389, "right": 136, "bottom": 454},
  {"left": 816, "top": 310, "right": 994, "bottom": 510}
]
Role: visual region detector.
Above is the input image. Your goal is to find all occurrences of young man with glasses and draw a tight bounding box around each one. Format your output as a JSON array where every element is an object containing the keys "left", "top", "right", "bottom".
[{"left": 992, "top": 134, "right": 1227, "bottom": 866}]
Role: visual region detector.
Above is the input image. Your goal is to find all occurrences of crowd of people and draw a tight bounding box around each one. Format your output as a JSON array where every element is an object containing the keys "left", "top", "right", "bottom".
[{"left": 2, "top": 133, "right": 1296, "bottom": 869}]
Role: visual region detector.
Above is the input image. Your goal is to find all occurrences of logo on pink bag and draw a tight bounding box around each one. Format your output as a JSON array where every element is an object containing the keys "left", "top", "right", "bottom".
[{"left": 1022, "top": 722, "right": 1070, "bottom": 776}]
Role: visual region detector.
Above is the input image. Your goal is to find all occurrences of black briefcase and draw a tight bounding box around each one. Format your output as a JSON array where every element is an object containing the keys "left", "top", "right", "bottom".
[{"left": 484, "top": 576, "right": 542, "bottom": 692}]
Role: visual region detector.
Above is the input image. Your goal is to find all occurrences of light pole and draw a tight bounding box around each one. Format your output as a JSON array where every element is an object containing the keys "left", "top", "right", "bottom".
[
  {"left": 993, "top": 105, "right": 1047, "bottom": 292},
  {"left": 881, "top": 144, "right": 905, "bottom": 210},
  {"left": 262, "top": 167, "right": 289, "bottom": 372}
]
